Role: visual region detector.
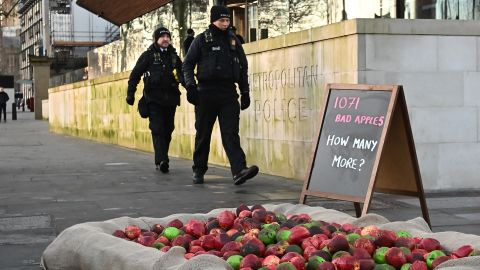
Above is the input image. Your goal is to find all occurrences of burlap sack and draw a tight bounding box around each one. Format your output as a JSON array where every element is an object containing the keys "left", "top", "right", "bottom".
[{"left": 41, "top": 203, "right": 480, "bottom": 270}]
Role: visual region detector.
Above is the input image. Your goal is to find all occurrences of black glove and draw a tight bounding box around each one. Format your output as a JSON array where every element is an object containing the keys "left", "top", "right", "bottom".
[
  {"left": 186, "top": 85, "right": 198, "bottom": 105},
  {"left": 126, "top": 95, "right": 135, "bottom": 106},
  {"left": 240, "top": 93, "right": 250, "bottom": 110}
]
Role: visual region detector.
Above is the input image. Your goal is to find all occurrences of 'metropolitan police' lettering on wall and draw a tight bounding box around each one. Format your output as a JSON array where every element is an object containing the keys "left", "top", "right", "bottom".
[
  {"left": 240, "top": 39, "right": 358, "bottom": 178},
  {"left": 249, "top": 65, "right": 318, "bottom": 122}
]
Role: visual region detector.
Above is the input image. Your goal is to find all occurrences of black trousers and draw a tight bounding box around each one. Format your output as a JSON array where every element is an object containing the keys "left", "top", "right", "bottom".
[
  {"left": 0, "top": 104, "right": 6, "bottom": 122},
  {"left": 148, "top": 103, "right": 176, "bottom": 165},
  {"left": 193, "top": 95, "right": 246, "bottom": 176}
]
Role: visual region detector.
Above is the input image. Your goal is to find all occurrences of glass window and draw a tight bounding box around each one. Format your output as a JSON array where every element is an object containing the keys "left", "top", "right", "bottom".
[
  {"left": 435, "top": 0, "right": 480, "bottom": 20},
  {"left": 258, "top": 0, "right": 289, "bottom": 38},
  {"left": 248, "top": 2, "right": 258, "bottom": 41}
]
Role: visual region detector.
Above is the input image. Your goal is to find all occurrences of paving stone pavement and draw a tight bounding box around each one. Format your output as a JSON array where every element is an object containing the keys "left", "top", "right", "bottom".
[{"left": 1, "top": 112, "right": 479, "bottom": 269}]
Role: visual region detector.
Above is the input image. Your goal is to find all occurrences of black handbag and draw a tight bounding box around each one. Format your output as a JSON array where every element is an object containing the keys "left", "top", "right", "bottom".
[{"left": 137, "top": 93, "right": 149, "bottom": 118}]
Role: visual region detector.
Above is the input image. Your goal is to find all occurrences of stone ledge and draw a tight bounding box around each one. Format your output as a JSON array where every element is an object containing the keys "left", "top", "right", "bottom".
[
  {"left": 49, "top": 71, "right": 131, "bottom": 93},
  {"left": 244, "top": 18, "right": 480, "bottom": 55}
]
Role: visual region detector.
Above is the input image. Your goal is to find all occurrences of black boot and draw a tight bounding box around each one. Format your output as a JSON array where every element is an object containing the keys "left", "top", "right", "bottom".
[
  {"left": 192, "top": 171, "right": 204, "bottom": 184},
  {"left": 233, "top": 165, "right": 259, "bottom": 185},
  {"left": 159, "top": 161, "right": 169, "bottom": 173}
]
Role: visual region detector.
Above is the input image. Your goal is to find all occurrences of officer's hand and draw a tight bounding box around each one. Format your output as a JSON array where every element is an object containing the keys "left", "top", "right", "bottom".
[
  {"left": 126, "top": 95, "right": 135, "bottom": 106},
  {"left": 240, "top": 93, "right": 250, "bottom": 110},
  {"left": 186, "top": 85, "right": 198, "bottom": 105}
]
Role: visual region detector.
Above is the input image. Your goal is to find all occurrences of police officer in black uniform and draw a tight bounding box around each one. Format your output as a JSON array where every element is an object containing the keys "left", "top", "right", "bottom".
[
  {"left": 183, "top": 5, "right": 259, "bottom": 185},
  {"left": 126, "top": 27, "right": 184, "bottom": 173},
  {"left": 0, "top": 87, "right": 9, "bottom": 122},
  {"left": 183, "top": 28, "right": 195, "bottom": 55}
]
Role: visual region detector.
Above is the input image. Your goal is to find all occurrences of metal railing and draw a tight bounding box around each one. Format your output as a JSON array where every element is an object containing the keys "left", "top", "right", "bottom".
[{"left": 49, "top": 67, "right": 87, "bottom": 88}]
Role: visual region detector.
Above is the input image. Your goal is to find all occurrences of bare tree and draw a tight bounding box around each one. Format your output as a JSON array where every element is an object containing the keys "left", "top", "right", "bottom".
[
  {"left": 120, "top": 24, "right": 129, "bottom": 71},
  {"left": 173, "top": 0, "right": 187, "bottom": 49},
  {"left": 258, "top": 0, "right": 288, "bottom": 30},
  {"left": 288, "top": 0, "right": 313, "bottom": 30}
]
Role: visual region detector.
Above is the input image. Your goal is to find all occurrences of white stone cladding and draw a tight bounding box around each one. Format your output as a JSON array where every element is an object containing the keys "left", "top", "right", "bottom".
[{"left": 357, "top": 19, "right": 480, "bottom": 190}]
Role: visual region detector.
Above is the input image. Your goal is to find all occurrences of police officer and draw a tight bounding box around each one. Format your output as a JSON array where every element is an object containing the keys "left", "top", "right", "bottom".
[
  {"left": 230, "top": 26, "right": 245, "bottom": 44},
  {"left": 183, "top": 5, "right": 259, "bottom": 185},
  {"left": 0, "top": 87, "right": 9, "bottom": 123},
  {"left": 126, "top": 27, "right": 184, "bottom": 173},
  {"left": 183, "top": 28, "right": 195, "bottom": 55}
]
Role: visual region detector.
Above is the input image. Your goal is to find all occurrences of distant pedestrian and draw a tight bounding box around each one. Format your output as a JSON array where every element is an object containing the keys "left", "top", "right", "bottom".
[
  {"left": 126, "top": 27, "right": 184, "bottom": 173},
  {"left": 183, "top": 5, "right": 258, "bottom": 185},
  {"left": 0, "top": 87, "right": 9, "bottom": 122},
  {"left": 231, "top": 26, "right": 245, "bottom": 44},
  {"left": 183, "top": 28, "right": 195, "bottom": 55}
]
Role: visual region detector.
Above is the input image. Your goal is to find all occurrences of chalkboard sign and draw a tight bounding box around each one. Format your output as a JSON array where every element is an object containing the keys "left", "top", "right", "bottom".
[
  {"left": 300, "top": 84, "right": 430, "bottom": 226},
  {"left": 309, "top": 89, "right": 391, "bottom": 199}
]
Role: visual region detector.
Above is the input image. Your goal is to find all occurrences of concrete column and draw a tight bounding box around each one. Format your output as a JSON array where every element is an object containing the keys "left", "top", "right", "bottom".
[
  {"left": 42, "top": 0, "right": 51, "bottom": 56},
  {"left": 29, "top": 55, "right": 52, "bottom": 120}
]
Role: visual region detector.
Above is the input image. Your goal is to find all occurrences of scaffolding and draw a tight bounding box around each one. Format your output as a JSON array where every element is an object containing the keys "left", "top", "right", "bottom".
[{"left": 16, "top": 0, "right": 119, "bottom": 95}]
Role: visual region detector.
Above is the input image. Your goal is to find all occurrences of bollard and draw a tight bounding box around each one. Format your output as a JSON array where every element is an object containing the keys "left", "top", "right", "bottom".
[{"left": 12, "top": 102, "right": 17, "bottom": 120}]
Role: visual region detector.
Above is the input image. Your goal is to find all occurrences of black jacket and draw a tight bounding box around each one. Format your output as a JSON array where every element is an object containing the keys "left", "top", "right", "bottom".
[
  {"left": 127, "top": 43, "right": 184, "bottom": 106},
  {"left": 236, "top": 34, "right": 245, "bottom": 44},
  {"left": 183, "top": 24, "right": 249, "bottom": 96},
  {"left": 183, "top": 36, "right": 194, "bottom": 54},
  {"left": 0, "top": 91, "right": 9, "bottom": 104}
]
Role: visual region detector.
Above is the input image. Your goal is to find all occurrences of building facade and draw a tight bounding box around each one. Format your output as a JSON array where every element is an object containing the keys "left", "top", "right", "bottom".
[
  {"left": 85, "top": 0, "right": 480, "bottom": 79},
  {"left": 17, "top": 0, "right": 119, "bottom": 101},
  {"left": 49, "top": 18, "right": 480, "bottom": 191},
  {"left": 0, "top": 0, "right": 20, "bottom": 26},
  {"left": 0, "top": 0, "right": 21, "bottom": 93},
  {"left": 209, "top": 0, "right": 480, "bottom": 43},
  {"left": 51, "top": 0, "right": 480, "bottom": 191}
]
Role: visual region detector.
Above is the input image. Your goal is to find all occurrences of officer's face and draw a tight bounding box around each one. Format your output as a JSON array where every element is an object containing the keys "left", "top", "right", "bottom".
[
  {"left": 157, "top": 34, "right": 171, "bottom": 49},
  {"left": 213, "top": 18, "right": 230, "bottom": 31}
]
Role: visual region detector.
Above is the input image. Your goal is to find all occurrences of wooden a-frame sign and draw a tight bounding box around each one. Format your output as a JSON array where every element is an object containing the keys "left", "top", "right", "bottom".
[{"left": 300, "top": 84, "right": 431, "bottom": 227}]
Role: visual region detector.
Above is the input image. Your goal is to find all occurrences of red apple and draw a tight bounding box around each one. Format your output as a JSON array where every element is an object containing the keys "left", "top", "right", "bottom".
[
  {"left": 354, "top": 238, "right": 376, "bottom": 256},
  {"left": 240, "top": 254, "right": 262, "bottom": 269},
  {"left": 218, "top": 210, "right": 236, "bottom": 230},
  {"left": 410, "top": 260, "right": 428, "bottom": 270},
  {"left": 332, "top": 255, "right": 357, "bottom": 270},
  {"left": 167, "top": 219, "right": 183, "bottom": 229},
  {"left": 452, "top": 244, "right": 474, "bottom": 258},
  {"left": 151, "top": 224, "right": 164, "bottom": 235},
  {"left": 262, "top": 255, "right": 281, "bottom": 267},
  {"left": 418, "top": 238, "right": 441, "bottom": 252},
  {"left": 124, "top": 225, "right": 141, "bottom": 240},
  {"left": 385, "top": 247, "right": 407, "bottom": 269},
  {"left": 328, "top": 234, "right": 350, "bottom": 254}
]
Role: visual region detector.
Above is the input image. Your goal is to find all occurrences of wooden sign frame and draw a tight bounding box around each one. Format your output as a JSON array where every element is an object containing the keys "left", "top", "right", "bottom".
[{"left": 300, "top": 83, "right": 431, "bottom": 227}]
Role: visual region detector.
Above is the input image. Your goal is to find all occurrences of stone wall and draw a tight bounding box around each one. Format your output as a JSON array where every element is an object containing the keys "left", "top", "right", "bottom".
[
  {"left": 42, "top": 99, "right": 48, "bottom": 120},
  {"left": 355, "top": 19, "right": 480, "bottom": 190},
  {"left": 242, "top": 21, "right": 360, "bottom": 178},
  {"left": 49, "top": 19, "right": 359, "bottom": 180},
  {"left": 49, "top": 72, "right": 155, "bottom": 153},
  {"left": 49, "top": 19, "right": 480, "bottom": 190}
]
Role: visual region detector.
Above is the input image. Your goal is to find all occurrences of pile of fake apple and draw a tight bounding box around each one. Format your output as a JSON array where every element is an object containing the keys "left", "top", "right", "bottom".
[{"left": 112, "top": 204, "right": 479, "bottom": 270}]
